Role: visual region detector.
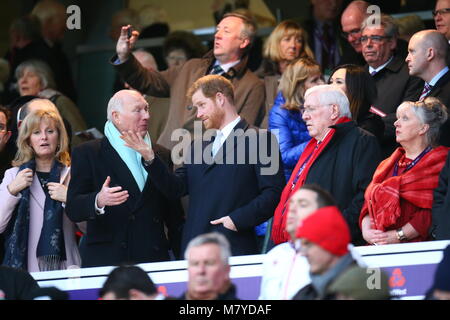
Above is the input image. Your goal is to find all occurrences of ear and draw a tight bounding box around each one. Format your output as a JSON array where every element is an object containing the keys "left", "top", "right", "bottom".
[
  {"left": 389, "top": 37, "right": 397, "bottom": 51},
  {"left": 330, "top": 104, "right": 340, "bottom": 120},
  {"left": 215, "top": 92, "right": 225, "bottom": 107},
  {"left": 427, "top": 47, "right": 435, "bottom": 62},
  {"left": 419, "top": 123, "right": 430, "bottom": 136},
  {"left": 240, "top": 37, "right": 250, "bottom": 50},
  {"left": 112, "top": 110, "right": 120, "bottom": 124}
]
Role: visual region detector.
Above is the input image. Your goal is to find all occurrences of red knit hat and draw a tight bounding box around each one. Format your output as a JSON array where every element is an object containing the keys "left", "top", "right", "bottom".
[{"left": 295, "top": 206, "right": 350, "bottom": 257}]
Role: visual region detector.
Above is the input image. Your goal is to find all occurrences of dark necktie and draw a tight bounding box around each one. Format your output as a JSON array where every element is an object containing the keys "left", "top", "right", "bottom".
[
  {"left": 419, "top": 83, "right": 432, "bottom": 101},
  {"left": 211, "top": 64, "right": 224, "bottom": 75}
]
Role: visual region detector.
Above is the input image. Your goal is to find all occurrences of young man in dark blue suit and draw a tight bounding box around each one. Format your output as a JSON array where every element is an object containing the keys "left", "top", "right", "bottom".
[{"left": 121, "top": 75, "right": 285, "bottom": 256}]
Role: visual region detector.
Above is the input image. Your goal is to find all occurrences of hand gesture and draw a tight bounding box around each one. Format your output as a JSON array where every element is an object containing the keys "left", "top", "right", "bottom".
[
  {"left": 7, "top": 168, "right": 33, "bottom": 196},
  {"left": 120, "top": 130, "right": 154, "bottom": 161},
  {"left": 362, "top": 227, "right": 389, "bottom": 245},
  {"left": 210, "top": 216, "right": 237, "bottom": 231},
  {"left": 116, "top": 25, "right": 140, "bottom": 62},
  {"left": 47, "top": 182, "right": 67, "bottom": 203},
  {"left": 96, "top": 176, "right": 129, "bottom": 208}
]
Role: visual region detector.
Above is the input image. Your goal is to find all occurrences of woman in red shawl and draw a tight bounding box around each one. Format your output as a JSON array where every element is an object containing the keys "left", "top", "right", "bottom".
[{"left": 360, "top": 97, "right": 449, "bottom": 244}]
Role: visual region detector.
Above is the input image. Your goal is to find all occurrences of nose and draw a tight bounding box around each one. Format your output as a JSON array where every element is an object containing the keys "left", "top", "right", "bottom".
[
  {"left": 302, "top": 111, "right": 310, "bottom": 121},
  {"left": 394, "top": 119, "right": 400, "bottom": 127}
]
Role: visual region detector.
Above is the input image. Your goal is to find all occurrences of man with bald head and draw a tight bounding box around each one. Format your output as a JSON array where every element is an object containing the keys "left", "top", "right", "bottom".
[
  {"left": 341, "top": 1, "right": 369, "bottom": 53},
  {"left": 122, "top": 49, "right": 170, "bottom": 143},
  {"left": 406, "top": 29, "right": 450, "bottom": 146},
  {"left": 66, "top": 90, "right": 180, "bottom": 267}
]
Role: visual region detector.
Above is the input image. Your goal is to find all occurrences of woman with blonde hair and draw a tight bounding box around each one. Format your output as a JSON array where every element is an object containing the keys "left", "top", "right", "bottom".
[
  {"left": 269, "top": 57, "right": 324, "bottom": 181},
  {"left": 0, "top": 108, "right": 81, "bottom": 272},
  {"left": 259, "top": 20, "right": 315, "bottom": 128}
]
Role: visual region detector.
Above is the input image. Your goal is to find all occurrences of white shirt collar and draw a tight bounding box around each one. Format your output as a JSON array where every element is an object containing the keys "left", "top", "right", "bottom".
[
  {"left": 215, "top": 60, "right": 240, "bottom": 73},
  {"left": 217, "top": 116, "right": 241, "bottom": 142},
  {"left": 369, "top": 56, "right": 393, "bottom": 74},
  {"left": 429, "top": 66, "right": 449, "bottom": 86}
]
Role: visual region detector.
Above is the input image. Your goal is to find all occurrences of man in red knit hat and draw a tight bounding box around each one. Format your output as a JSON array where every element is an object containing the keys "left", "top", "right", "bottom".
[{"left": 292, "top": 205, "right": 357, "bottom": 300}]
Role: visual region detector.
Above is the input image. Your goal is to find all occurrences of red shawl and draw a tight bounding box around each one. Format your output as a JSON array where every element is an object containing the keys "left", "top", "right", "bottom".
[
  {"left": 271, "top": 117, "right": 352, "bottom": 244},
  {"left": 359, "top": 146, "right": 449, "bottom": 231}
]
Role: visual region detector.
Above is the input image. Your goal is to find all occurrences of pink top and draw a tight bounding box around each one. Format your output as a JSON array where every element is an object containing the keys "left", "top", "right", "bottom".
[{"left": 0, "top": 166, "right": 82, "bottom": 272}]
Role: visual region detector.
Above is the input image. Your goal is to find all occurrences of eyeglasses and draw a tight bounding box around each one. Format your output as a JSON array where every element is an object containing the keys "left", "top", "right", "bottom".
[
  {"left": 300, "top": 104, "right": 330, "bottom": 115},
  {"left": 432, "top": 8, "right": 450, "bottom": 17},
  {"left": 360, "top": 35, "right": 392, "bottom": 44},
  {"left": 341, "top": 28, "right": 361, "bottom": 39}
]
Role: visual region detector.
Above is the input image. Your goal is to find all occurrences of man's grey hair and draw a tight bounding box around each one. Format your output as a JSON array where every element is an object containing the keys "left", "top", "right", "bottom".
[
  {"left": 107, "top": 93, "right": 125, "bottom": 121},
  {"left": 399, "top": 97, "right": 448, "bottom": 146},
  {"left": 304, "top": 85, "right": 352, "bottom": 118},
  {"left": 361, "top": 13, "right": 399, "bottom": 38},
  {"left": 184, "top": 232, "right": 231, "bottom": 265}
]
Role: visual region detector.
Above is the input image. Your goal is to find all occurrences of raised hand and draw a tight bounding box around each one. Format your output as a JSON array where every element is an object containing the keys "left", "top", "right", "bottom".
[
  {"left": 96, "top": 176, "right": 129, "bottom": 208},
  {"left": 116, "top": 24, "right": 140, "bottom": 62},
  {"left": 47, "top": 182, "right": 68, "bottom": 203},
  {"left": 7, "top": 168, "right": 33, "bottom": 196},
  {"left": 120, "top": 130, "right": 154, "bottom": 161}
]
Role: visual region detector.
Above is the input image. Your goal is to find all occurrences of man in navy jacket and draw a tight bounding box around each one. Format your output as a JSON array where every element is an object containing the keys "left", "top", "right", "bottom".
[{"left": 121, "top": 75, "right": 285, "bottom": 256}]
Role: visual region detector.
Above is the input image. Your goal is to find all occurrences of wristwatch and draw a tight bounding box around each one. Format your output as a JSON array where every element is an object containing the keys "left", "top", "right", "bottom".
[
  {"left": 396, "top": 228, "right": 407, "bottom": 241},
  {"left": 142, "top": 156, "right": 155, "bottom": 167}
]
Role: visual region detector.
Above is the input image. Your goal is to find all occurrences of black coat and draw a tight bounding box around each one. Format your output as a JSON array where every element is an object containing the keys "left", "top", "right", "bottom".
[
  {"left": 367, "top": 54, "right": 423, "bottom": 156},
  {"left": 66, "top": 138, "right": 183, "bottom": 267},
  {"left": 304, "top": 121, "right": 382, "bottom": 245},
  {"left": 0, "top": 266, "right": 39, "bottom": 300},
  {"left": 432, "top": 150, "right": 450, "bottom": 240},
  {"left": 146, "top": 119, "right": 286, "bottom": 256}
]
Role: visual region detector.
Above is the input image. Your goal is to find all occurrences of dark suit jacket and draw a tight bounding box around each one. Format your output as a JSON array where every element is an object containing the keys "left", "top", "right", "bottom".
[
  {"left": 301, "top": 19, "right": 353, "bottom": 72},
  {"left": 367, "top": 54, "right": 423, "bottom": 156},
  {"left": 146, "top": 119, "right": 285, "bottom": 256},
  {"left": 422, "top": 69, "right": 450, "bottom": 147},
  {"left": 66, "top": 138, "right": 183, "bottom": 267},
  {"left": 432, "top": 150, "right": 450, "bottom": 240},
  {"left": 304, "top": 121, "right": 382, "bottom": 245}
]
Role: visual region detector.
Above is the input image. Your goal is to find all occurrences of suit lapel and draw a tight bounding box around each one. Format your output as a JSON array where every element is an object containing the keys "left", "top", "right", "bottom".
[
  {"left": 429, "top": 70, "right": 450, "bottom": 98},
  {"left": 101, "top": 138, "right": 141, "bottom": 211}
]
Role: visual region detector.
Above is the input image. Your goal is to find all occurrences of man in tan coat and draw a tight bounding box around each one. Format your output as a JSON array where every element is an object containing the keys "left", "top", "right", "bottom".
[{"left": 112, "top": 13, "right": 265, "bottom": 150}]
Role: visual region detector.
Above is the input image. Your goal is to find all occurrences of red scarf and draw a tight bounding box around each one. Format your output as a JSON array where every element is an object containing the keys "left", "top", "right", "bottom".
[
  {"left": 359, "top": 146, "right": 449, "bottom": 231},
  {"left": 271, "top": 117, "right": 352, "bottom": 244}
]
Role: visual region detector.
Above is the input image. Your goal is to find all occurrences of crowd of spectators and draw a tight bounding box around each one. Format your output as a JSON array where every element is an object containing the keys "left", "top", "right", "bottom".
[{"left": 1, "top": 0, "right": 450, "bottom": 301}]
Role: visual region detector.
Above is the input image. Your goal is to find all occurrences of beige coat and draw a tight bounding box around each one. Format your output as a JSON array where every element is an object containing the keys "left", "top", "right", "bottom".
[{"left": 113, "top": 51, "right": 265, "bottom": 150}]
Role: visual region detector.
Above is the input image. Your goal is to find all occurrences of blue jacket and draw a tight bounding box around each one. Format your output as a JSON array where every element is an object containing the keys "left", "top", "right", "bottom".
[{"left": 269, "top": 92, "right": 311, "bottom": 181}]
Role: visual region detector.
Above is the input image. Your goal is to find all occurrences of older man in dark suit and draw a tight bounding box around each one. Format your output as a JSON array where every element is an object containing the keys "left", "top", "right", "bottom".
[
  {"left": 66, "top": 90, "right": 183, "bottom": 267},
  {"left": 121, "top": 75, "right": 285, "bottom": 256},
  {"left": 361, "top": 13, "right": 423, "bottom": 156}
]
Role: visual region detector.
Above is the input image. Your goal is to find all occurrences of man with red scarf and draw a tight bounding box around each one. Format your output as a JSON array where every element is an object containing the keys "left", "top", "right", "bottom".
[{"left": 272, "top": 85, "right": 381, "bottom": 246}]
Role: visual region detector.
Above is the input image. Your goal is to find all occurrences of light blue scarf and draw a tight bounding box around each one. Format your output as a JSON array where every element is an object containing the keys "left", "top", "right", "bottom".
[{"left": 104, "top": 121, "right": 151, "bottom": 191}]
